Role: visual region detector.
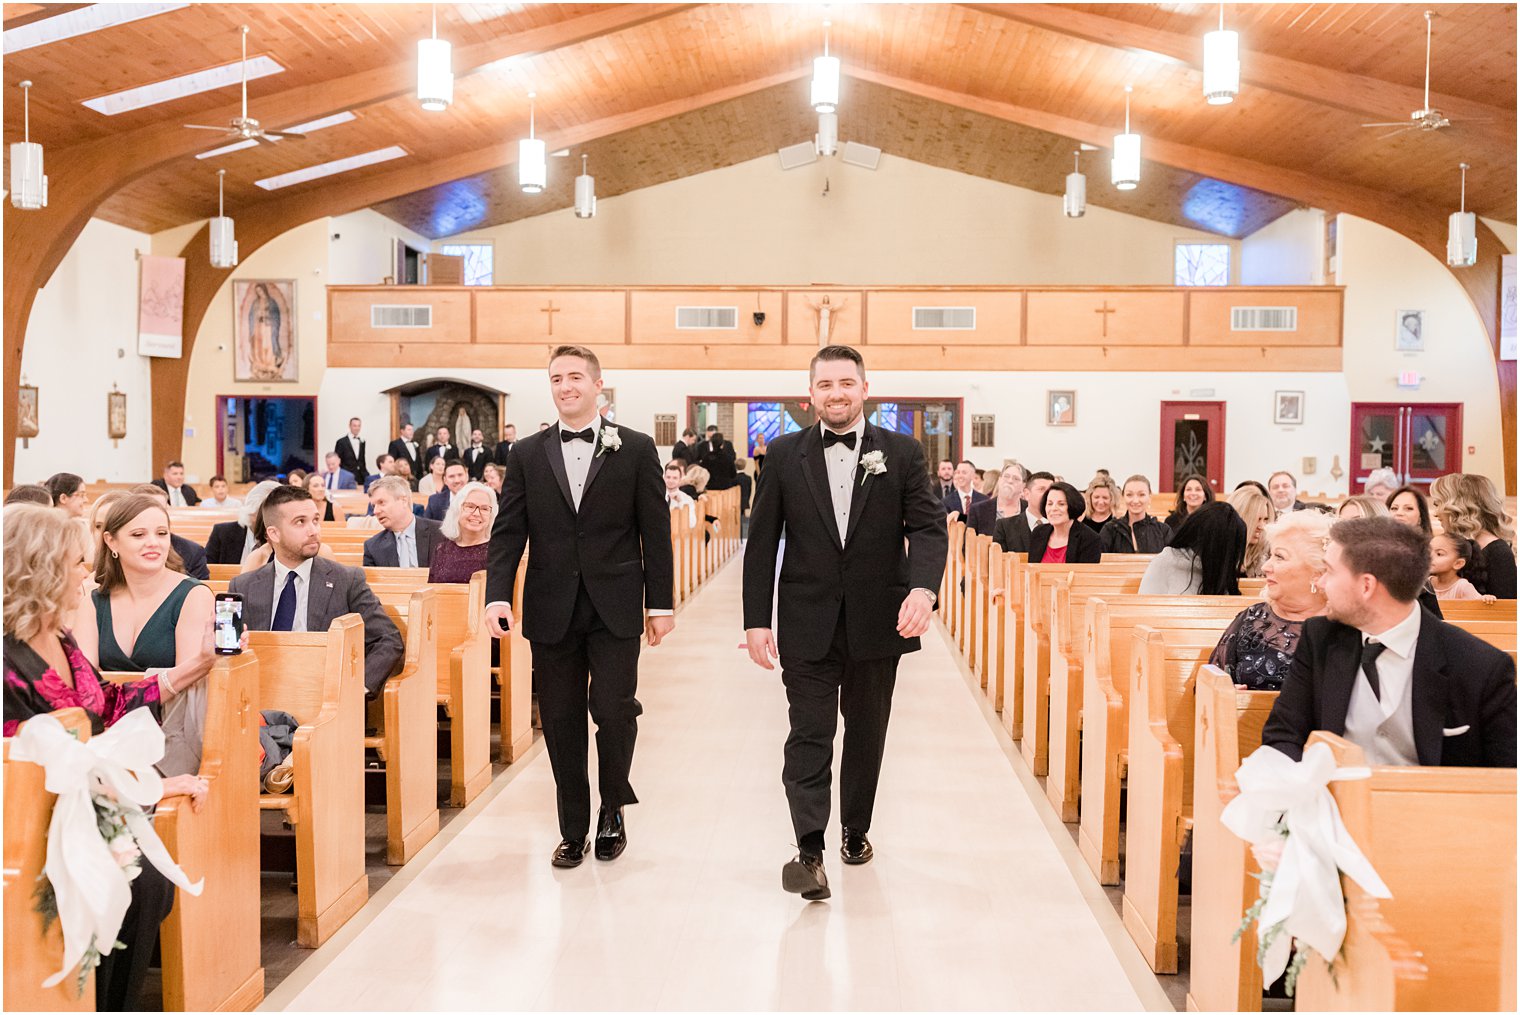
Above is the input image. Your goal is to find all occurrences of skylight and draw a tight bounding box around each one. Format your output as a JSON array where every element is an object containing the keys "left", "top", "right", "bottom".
[
  {"left": 82, "top": 55, "right": 284, "bottom": 115},
  {"left": 254, "top": 146, "right": 408, "bottom": 191},
  {"left": 3, "top": 3, "right": 188, "bottom": 55},
  {"left": 194, "top": 111, "right": 357, "bottom": 159}
]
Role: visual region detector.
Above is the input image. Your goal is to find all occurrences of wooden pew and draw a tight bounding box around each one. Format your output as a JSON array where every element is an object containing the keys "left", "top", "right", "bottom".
[
  {"left": 500, "top": 560, "right": 534, "bottom": 764},
  {"left": 250, "top": 617, "right": 368, "bottom": 948},
  {"left": 947, "top": 521, "right": 966, "bottom": 640},
  {"left": 983, "top": 543, "right": 1004, "bottom": 704},
  {"left": 670, "top": 505, "right": 685, "bottom": 608},
  {"left": 1186, "top": 666, "right": 1274, "bottom": 1013},
  {"left": 997, "top": 553, "right": 1025, "bottom": 734},
  {"left": 961, "top": 531, "right": 983, "bottom": 662},
  {"left": 368, "top": 586, "right": 442, "bottom": 864},
  {"left": 4, "top": 708, "right": 95, "bottom": 1012},
  {"left": 1295, "top": 732, "right": 1517, "bottom": 1011}
]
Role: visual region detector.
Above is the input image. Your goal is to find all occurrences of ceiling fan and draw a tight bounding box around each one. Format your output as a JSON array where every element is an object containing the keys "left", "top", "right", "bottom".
[
  {"left": 183, "top": 26, "right": 305, "bottom": 145},
  {"left": 1360, "top": 10, "right": 1483, "bottom": 140}
]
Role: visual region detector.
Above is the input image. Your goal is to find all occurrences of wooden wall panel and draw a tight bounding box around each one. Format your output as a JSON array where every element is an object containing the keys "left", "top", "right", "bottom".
[
  {"left": 784, "top": 290, "right": 864, "bottom": 348},
  {"left": 1187, "top": 287, "right": 1343, "bottom": 347},
  {"left": 863, "top": 291, "right": 1022, "bottom": 346},
  {"left": 628, "top": 290, "right": 785, "bottom": 345},
  {"left": 473, "top": 289, "right": 626, "bottom": 346},
  {"left": 328, "top": 289, "right": 471, "bottom": 344},
  {"left": 1026, "top": 290, "right": 1186, "bottom": 346}
]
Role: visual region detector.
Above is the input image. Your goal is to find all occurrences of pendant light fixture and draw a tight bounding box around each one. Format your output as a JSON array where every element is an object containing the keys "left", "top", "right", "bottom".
[
  {"left": 1447, "top": 162, "right": 1477, "bottom": 267},
  {"left": 811, "top": 20, "right": 840, "bottom": 113},
  {"left": 209, "top": 169, "right": 239, "bottom": 268},
  {"left": 1111, "top": 85, "right": 1141, "bottom": 191},
  {"left": 574, "top": 154, "right": 596, "bottom": 218},
  {"left": 417, "top": 3, "right": 453, "bottom": 112},
  {"left": 1064, "top": 149, "right": 1087, "bottom": 218},
  {"left": 816, "top": 111, "right": 839, "bottom": 156},
  {"left": 1202, "top": 3, "right": 1240, "bottom": 105},
  {"left": 518, "top": 91, "right": 546, "bottom": 194},
  {"left": 10, "top": 80, "right": 48, "bottom": 210}
]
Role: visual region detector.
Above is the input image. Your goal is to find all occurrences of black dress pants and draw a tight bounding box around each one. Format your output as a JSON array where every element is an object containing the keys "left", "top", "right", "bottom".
[
  {"left": 780, "top": 611, "right": 900, "bottom": 845},
  {"left": 531, "top": 582, "right": 643, "bottom": 841},
  {"left": 96, "top": 861, "right": 175, "bottom": 1011}
]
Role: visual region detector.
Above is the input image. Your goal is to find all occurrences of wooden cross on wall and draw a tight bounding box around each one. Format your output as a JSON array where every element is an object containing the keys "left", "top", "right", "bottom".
[
  {"left": 1094, "top": 300, "right": 1118, "bottom": 338},
  {"left": 541, "top": 300, "right": 560, "bottom": 336}
]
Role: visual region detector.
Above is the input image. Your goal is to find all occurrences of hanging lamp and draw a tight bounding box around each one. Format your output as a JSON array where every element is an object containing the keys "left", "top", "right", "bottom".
[
  {"left": 519, "top": 91, "right": 546, "bottom": 194},
  {"left": 1111, "top": 86, "right": 1141, "bottom": 191},
  {"left": 811, "top": 20, "right": 840, "bottom": 113},
  {"left": 574, "top": 153, "right": 596, "bottom": 218},
  {"left": 1447, "top": 162, "right": 1477, "bottom": 267},
  {"left": 1202, "top": 3, "right": 1240, "bottom": 105},
  {"left": 1064, "top": 149, "right": 1087, "bottom": 218},
  {"left": 209, "top": 169, "right": 239, "bottom": 268},
  {"left": 417, "top": 3, "right": 453, "bottom": 111},
  {"left": 10, "top": 80, "right": 47, "bottom": 210}
]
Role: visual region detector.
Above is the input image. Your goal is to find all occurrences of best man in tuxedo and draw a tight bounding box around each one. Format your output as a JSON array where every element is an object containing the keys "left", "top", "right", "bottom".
[
  {"left": 485, "top": 345, "right": 674, "bottom": 869},
  {"left": 334, "top": 416, "right": 368, "bottom": 487},
  {"left": 743, "top": 344, "right": 947, "bottom": 901},
  {"left": 464, "top": 428, "right": 491, "bottom": 481},
  {"left": 424, "top": 426, "right": 461, "bottom": 467}
]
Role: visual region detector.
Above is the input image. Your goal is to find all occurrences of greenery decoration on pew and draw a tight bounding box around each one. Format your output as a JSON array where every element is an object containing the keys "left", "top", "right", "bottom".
[{"left": 1232, "top": 821, "right": 1340, "bottom": 998}]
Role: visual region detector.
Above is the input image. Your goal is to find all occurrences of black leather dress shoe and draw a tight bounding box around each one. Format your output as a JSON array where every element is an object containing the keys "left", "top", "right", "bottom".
[
  {"left": 594, "top": 806, "right": 626, "bottom": 862},
  {"left": 781, "top": 852, "right": 831, "bottom": 901},
  {"left": 841, "top": 828, "right": 873, "bottom": 865},
  {"left": 552, "top": 838, "right": 590, "bottom": 868}
]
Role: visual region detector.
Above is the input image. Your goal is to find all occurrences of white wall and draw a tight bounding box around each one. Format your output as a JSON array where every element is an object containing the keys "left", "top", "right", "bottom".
[
  {"left": 328, "top": 209, "right": 432, "bottom": 286},
  {"left": 1482, "top": 217, "right": 1516, "bottom": 254},
  {"left": 15, "top": 217, "right": 155, "bottom": 483},
  {"left": 1242, "top": 208, "right": 1324, "bottom": 285}
]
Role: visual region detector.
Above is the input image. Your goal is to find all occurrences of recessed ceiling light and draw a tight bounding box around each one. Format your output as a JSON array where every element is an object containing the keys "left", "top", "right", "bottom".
[
  {"left": 254, "top": 145, "right": 408, "bottom": 191},
  {"left": 194, "top": 111, "right": 357, "bottom": 159},
  {"left": 3, "top": 3, "right": 188, "bottom": 55},
  {"left": 82, "top": 55, "right": 284, "bottom": 116}
]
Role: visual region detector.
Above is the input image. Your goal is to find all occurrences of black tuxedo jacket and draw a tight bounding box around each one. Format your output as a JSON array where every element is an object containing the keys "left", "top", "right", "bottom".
[
  {"left": 424, "top": 443, "right": 461, "bottom": 466},
  {"left": 671, "top": 440, "right": 693, "bottom": 464},
  {"left": 205, "top": 521, "right": 248, "bottom": 565},
  {"left": 334, "top": 435, "right": 367, "bottom": 484},
  {"left": 942, "top": 487, "right": 990, "bottom": 518},
  {"left": 1262, "top": 611, "right": 1516, "bottom": 767},
  {"left": 463, "top": 445, "right": 490, "bottom": 481},
  {"left": 388, "top": 437, "right": 422, "bottom": 477},
  {"left": 743, "top": 424, "right": 947, "bottom": 663},
  {"left": 698, "top": 439, "right": 738, "bottom": 489},
  {"left": 1027, "top": 521, "right": 1103, "bottom": 564},
  {"left": 993, "top": 512, "right": 1037, "bottom": 554},
  {"left": 492, "top": 440, "right": 514, "bottom": 467},
  {"left": 151, "top": 478, "right": 200, "bottom": 506},
  {"left": 486, "top": 423, "right": 673, "bottom": 644}
]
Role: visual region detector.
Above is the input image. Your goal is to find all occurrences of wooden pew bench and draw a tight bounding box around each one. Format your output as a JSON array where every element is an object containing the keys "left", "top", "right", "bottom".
[{"left": 367, "top": 586, "right": 442, "bottom": 865}]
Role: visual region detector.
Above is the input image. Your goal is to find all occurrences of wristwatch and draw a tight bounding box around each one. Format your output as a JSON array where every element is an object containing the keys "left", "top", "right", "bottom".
[{"left": 913, "top": 587, "right": 938, "bottom": 606}]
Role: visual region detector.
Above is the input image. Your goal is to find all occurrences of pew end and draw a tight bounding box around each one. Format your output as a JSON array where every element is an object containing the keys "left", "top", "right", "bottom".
[{"left": 375, "top": 587, "right": 443, "bottom": 865}]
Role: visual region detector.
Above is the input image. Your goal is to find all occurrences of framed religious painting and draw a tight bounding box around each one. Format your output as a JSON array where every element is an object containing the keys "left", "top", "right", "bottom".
[
  {"left": 16, "top": 384, "right": 38, "bottom": 438},
  {"left": 1395, "top": 309, "right": 1424, "bottom": 352},
  {"left": 107, "top": 390, "right": 128, "bottom": 439},
  {"left": 1046, "top": 390, "right": 1076, "bottom": 427},
  {"left": 232, "top": 279, "right": 298, "bottom": 382},
  {"left": 1274, "top": 390, "right": 1304, "bottom": 426}
]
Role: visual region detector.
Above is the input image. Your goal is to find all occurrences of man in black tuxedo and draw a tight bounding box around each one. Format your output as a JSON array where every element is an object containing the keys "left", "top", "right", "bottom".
[
  {"left": 424, "top": 426, "right": 460, "bottom": 467},
  {"left": 485, "top": 345, "right": 674, "bottom": 869},
  {"left": 698, "top": 429, "right": 738, "bottom": 490},
  {"left": 992, "top": 471, "right": 1052, "bottom": 554},
  {"left": 333, "top": 416, "right": 368, "bottom": 487},
  {"left": 464, "top": 428, "right": 491, "bottom": 481},
  {"left": 1262, "top": 517, "right": 1515, "bottom": 767},
  {"left": 672, "top": 428, "right": 699, "bottom": 466},
  {"left": 941, "top": 459, "right": 989, "bottom": 518},
  {"left": 388, "top": 423, "right": 422, "bottom": 481},
  {"left": 493, "top": 423, "right": 517, "bottom": 467},
  {"left": 152, "top": 461, "right": 200, "bottom": 507},
  {"left": 744, "top": 344, "right": 947, "bottom": 901}
]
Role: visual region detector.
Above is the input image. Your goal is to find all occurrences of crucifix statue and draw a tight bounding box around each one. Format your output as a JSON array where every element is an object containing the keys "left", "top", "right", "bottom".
[
  {"left": 803, "top": 293, "right": 849, "bottom": 346},
  {"left": 541, "top": 300, "right": 560, "bottom": 336}
]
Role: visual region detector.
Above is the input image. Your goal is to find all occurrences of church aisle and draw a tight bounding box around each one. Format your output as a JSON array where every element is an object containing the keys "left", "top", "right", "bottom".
[{"left": 271, "top": 550, "right": 1167, "bottom": 1012}]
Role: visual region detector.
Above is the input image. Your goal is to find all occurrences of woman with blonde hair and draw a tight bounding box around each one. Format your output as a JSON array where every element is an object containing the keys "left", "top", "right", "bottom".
[
  {"left": 1226, "top": 484, "right": 1274, "bottom": 578},
  {"left": 1081, "top": 473, "right": 1119, "bottom": 535},
  {"left": 682, "top": 463, "right": 710, "bottom": 499},
  {"left": 1431, "top": 473, "right": 1516, "bottom": 599},
  {"left": 1338, "top": 494, "right": 1390, "bottom": 520}
]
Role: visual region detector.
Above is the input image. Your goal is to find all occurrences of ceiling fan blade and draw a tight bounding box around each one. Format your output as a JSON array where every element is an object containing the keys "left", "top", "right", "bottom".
[
  {"left": 184, "top": 123, "right": 232, "bottom": 131},
  {"left": 1376, "top": 126, "right": 1417, "bottom": 140},
  {"left": 259, "top": 130, "right": 306, "bottom": 140},
  {"left": 1360, "top": 121, "right": 1412, "bottom": 128}
]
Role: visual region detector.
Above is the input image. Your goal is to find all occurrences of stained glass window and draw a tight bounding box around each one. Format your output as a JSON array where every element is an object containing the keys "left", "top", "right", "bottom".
[
  {"left": 439, "top": 243, "right": 494, "bottom": 286},
  {"left": 1174, "top": 242, "right": 1231, "bottom": 287},
  {"left": 748, "top": 402, "right": 782, "bottom": 456}
]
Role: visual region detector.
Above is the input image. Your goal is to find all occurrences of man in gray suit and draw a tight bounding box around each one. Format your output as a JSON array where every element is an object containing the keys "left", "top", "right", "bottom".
[
  {"left": 363, "top": 477, "right": 442, "bottom": 567},
  {"left": 231, "top": 485, "right": 403, "bottom": 695}
]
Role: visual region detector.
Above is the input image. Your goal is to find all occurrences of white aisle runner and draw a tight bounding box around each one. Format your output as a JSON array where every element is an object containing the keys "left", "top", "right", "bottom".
[{"left": 273, "top": 549, "right": 1164, "bottom": 1011}]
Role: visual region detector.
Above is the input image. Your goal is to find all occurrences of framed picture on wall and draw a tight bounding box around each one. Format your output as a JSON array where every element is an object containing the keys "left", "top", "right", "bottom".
[
  {"left": 16, "top": 384, "right": 38, "bottom": 438},
  {"left": 1274, "top": 390, "right": 1305, "bottom": 425},
  {"left": 107, "top": 390, "right": 128, "bottom": 439},
  {"left": 1046, "top": 390, "right": 1075, "bottom": 427},
  {"left": 1395, "top": 309, "right": 1424, "bottom": 352},
  {"left": 232, "top": 279, "right": 298, "bottom": 382}
]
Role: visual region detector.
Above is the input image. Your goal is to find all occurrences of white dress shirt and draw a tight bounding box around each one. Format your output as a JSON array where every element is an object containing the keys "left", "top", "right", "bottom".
[
  {"left": 394, "top": 518, "right": 419, "bottom": 569},
  {"left": 1357, "top": 603, "right": 1422, "bottom": 723},
  {"left": 951, "top": 483, "right": 974, "bottom": 516},
  {"left": 349, "top": 434, "right": 362, "bottom": 459},
  {"left": 666, "top": 487, "right": 698, "bottom": 529},
  {"left": 821, "top": 417, "right": 865, "bottom": 544},
  {"left": 1025, "top": 506, "right": 1043, "bottom": 531},
  {"left": 558, "top": 419, "right": 598, "bottom": 510},
  {"left": 271, "top": 557, "right": 315, "bottom": 632}
]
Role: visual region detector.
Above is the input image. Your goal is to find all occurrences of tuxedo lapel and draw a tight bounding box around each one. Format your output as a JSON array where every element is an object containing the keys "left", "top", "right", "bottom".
[
  {"left": 541, "top": 433, "right": 576, "bottom": 512},
  {"left": 843, "top": 423, "right": 877, "bottom": 545},
  {"left": 1410, "top": 615, "right": 1447, "bottom": 765},
  {"left": 1322, "top": 624, "right": 1362, "bottom": 734},
  {"left": 799, "top": 426, "right": 842, "bottom": 550},
  {"left": 581, "top": 421, "right": 609, "bottom": 507}
]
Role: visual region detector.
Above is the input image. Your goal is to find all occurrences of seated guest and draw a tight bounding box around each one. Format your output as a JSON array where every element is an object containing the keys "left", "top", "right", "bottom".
[
  {"left": 363, "top": 477, "right": 442, "bottom": 568},
  {"left": 681, "top": 463, "right": 710, "bottom": 501},
  {"left": 464, "top": 427, "right": 491, "bottom": 481},
  {"left": 240, "top": 485, "right": 339, "bottom": 573},
  {"left": 423, "top": 425, "right": 460, "bottom": 466},
  {"left": 1080, "top": 473, "right": 1117, "bottom": 535},
  {"left": 1363, "top": 467, "right": 1399, "bottom": 501},
  {"left": 1233, "top": 479, "right": 1270, "bottom": 498},
  {"left": 1209, "top": 510, "right": 1331, "bottom": 691},
  {"left": 482, "top": 461, "right": 505, "bottom": 498},
  {"left": 206, "top": 479, "right": 281, "bottom": 565},
  {"left": 933, "top": 458, "right": 955, "bottom": 501},
  {"left": 1266, "top": 470, "right": 1305, "bottom": 514},
  {"left": 1338, "top": 494, "right": 1389, "bottom": 520},
  {"left": 72, "top": 493, "right": 216, "bottom": 777},
  {"left": 993, "top": 470, "right": 1053, "bottom": 554},
  {"left": 1028, "top": 482, "right": 1101, "bottom": 564},
  {"left": 306, "top": 471, "right": 347, "bottom": 523},
  {"left": 2, "top": 505, "right": 208, "bottom": 1012},
  {"left": 318, "top": 451, "right": 357, "bottom": 491},
  {"left": 286, "top": 469, "right": 308, "bottom": 488},
  {"left": 942, "top": 459, "right": 989, "bottom": 518},
  {"left": 230, "top": 486, "right": 403, "bottom": 696},
  {"left": 1429, "top": 532, "right": 1494, "bottom": 602},
  {"left": 201, "top": 474, "right": 241, "bottom": 509},
  {"left": 1261, "top": 516, "right": 1515, "bottom": 766},
  {"left": 1431, "top": 473, "right": 1517, "bottom": 599},
  {"left": 428, "top": 481, "right": 496, "bottom": 583},
  {"left": 44, "top": 472, "right": 89, "bottom": 517},
  {"left": 967, "top": 461, "right": 1026, "bottom": 536},
  {"left": 126, "top": 485, "right": 210, "bottom": 580},
  {"left": 1227, "top": 484, "right": 1274, "bottom": 578},
  {"left": 5, "top": 483, "right": 52, "bottom": 505},
  {"left": 152, "top": 460, "right": 200, "bottom": 507},
  {"left": 417, "top": 454, "right": 448, "bottom": 497},
  {"left": 393, "top": 457, "right": 416, "bottom": 492},
  {"left": 664, "top": 462, "right": 698, "bottom": 529},
  {"left": 1164, "top": 474, "right": 1214, "bottom": 532},
  {"left": 365, "top": 453, "right": 394, "bottom": 491},
  {"left": 1387, "top": 485, "right": 1433, "bottom": 537},
  {"left": 1141, "top": 501, "right": 1245, "bottom": 595},
  {"left": 425, "top": 461, "right": 469, "bottom": 521},
  {"left": 1101, "top": 474, "right": 1170, "bottom": 554}
]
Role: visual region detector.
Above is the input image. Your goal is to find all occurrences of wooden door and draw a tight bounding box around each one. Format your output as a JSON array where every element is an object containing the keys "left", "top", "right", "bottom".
[
  {"left": 1349, "top": 402, "right": 1463, "bottom": 491},
  {"left": 1159, "top": 401, "right": 1226, "bottom": 494}
]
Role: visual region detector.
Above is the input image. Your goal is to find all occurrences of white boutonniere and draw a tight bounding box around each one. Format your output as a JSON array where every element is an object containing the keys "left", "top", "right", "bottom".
[
  {"left": 596, "top": 425, "right": 622, "bottom": 458},
  {"left": 859, "top": 449, "right": 887, "bottom": 486}
]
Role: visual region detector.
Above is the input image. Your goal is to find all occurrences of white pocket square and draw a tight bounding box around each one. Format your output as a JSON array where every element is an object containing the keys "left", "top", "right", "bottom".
[{"left": 1442, "top": 725, "right": 1471, "bottom": 737}]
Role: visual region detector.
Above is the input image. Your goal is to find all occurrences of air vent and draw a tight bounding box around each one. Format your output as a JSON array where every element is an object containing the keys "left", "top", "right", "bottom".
[
  {"left": 1230, "top": 306, "right": 1298, "bottom": 331},
  {"left": 371, "top": 304, "right": 432, "bottom": 328},
  {"left": 913, "top": 306, "right": 976, "bottom": 330},
  {"left": 675, "top": 306, "right": 738, "bottom": 329}
]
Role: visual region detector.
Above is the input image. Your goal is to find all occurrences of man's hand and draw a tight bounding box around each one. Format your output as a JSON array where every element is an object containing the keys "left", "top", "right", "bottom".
[
  {"left": 645, "top": 615, "right": 675, "bottom": 647},
  {"left": 746, "top": 628, "right": 778, "bottom": 670},
  {"left": 896, "top": 588, "right": 934, "bottom": 638},
  {"left": 485, "top": 603, "right": 513, "bottom": 639}
]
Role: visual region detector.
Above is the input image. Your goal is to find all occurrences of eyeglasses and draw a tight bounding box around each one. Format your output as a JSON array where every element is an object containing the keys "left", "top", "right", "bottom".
[{"left": 459, "top": 503, "right": 491, "bottom": 517}]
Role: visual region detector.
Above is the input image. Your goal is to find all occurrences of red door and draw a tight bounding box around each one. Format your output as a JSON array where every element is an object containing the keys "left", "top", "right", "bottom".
[
  {"left": 1159, "top": 401, "right": 1226, "bottom": 494},
  {"left": 1349, "top": 402, "right": 1462, "bottom": 492}
]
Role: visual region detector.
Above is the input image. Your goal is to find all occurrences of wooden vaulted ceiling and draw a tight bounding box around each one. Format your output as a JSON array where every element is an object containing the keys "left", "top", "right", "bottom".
[{"left": 4, "top": 2, "right": 1516, "bottom": 241}]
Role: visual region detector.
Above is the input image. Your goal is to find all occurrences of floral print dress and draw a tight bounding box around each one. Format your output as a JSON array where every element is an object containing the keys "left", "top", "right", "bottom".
[
  {"left": 1206, "top": 602, "right": 1307, "bottom": 692},
  {"left": 3, "top": 631, "right": 161, "bottom": 737}
]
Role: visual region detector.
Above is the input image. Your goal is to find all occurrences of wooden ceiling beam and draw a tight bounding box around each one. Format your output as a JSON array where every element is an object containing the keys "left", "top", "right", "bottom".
[
  {"left": 3, "top": 3, "right": 90, "bottom": 29},
  {"left": 959, "top": 3, "right": 1515, "bottom": 150}
]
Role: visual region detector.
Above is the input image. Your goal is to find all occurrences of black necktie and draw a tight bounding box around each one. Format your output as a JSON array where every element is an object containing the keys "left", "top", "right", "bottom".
[
  {"left": 822, "top": 429, "right": 857, "bottom": 450},
  {"left": 1360, "top": 640, "right": 1386, "bottom": 701},
  {"left": 561, "top": 427, "right": 595, "bottom": 444}
]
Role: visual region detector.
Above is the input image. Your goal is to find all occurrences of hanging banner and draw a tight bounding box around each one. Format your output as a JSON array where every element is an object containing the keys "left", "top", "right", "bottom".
[
  {"left": 1501, "top": 253, "right": 1516, "bottom": 362},
  {"left": 137, "top": 254, "right": 185, "bottom": 358}
]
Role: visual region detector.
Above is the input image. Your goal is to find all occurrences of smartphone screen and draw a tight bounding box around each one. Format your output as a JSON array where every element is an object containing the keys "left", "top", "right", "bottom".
[{"left": 214, "top": 593, "right": 244, "bottom": 655}]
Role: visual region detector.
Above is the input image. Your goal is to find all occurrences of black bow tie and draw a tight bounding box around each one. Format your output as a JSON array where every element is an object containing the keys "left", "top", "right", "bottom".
[
  {"left": 562, "top": 427, "right": 595, "bottom": 444},
  {"left": 823, "top": 429, "right": 857, "bottom": 450}
]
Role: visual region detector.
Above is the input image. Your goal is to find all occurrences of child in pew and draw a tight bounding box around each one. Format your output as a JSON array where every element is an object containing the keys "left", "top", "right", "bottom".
[{"left": 1429, "top": 532, "right": 1496, "bottom": 602}]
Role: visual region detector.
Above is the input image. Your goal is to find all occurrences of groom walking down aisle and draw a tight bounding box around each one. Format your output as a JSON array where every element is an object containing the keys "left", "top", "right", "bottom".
[
  {"left": 743, "top": 345, "right": 948, "bottom": 901},
  {"left": 485, "top": 345, "right": 674, "bottom": 869}
]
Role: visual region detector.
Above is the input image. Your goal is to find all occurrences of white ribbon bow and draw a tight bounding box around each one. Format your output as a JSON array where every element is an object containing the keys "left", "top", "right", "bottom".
[
  {"left": 9, "top": 708, "right": 203, "bottom": 989},
  {"left": 1220, "top": 742, "right": 1391, "bottom": 985}
]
